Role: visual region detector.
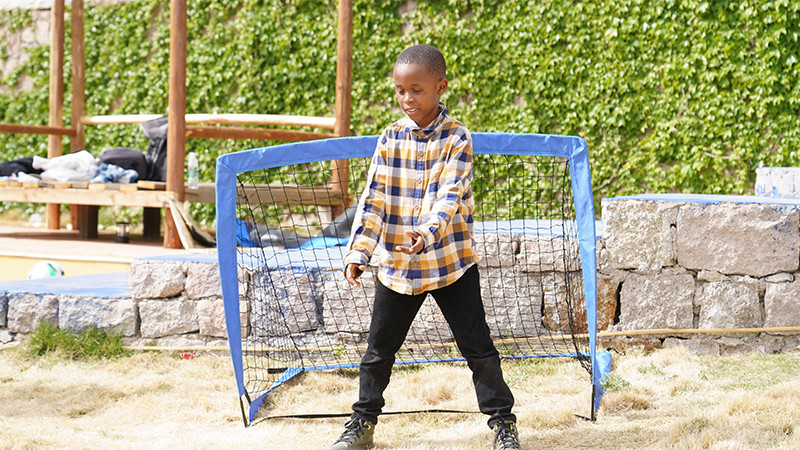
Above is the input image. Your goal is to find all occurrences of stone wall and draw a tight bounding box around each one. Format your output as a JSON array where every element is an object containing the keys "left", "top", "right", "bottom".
[
  {"left": 3, "top": 193, "right": 800, "bottom": 356},
  {"left": 598, "top": 194, "right": 800, "bottom": 355},
  {"left": 0, "top": 231, "right": 587, "bottom": 351},
  {"left": 0, "top": 262, "right": 230, "bottom": 348}
]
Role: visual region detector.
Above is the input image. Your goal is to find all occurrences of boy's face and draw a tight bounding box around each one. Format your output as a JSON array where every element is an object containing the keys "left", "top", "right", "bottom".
[{"left": 393, "top": 63, "right": 448, "bottom": 128}]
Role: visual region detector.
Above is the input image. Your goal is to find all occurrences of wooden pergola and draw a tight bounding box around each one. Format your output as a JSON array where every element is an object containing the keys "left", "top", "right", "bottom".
[{"left": 0, "top": 0, "right": 354, "bottom": 249}]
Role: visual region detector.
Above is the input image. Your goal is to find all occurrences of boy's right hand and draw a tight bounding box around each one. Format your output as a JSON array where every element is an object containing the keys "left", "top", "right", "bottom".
[{"left": 345, "top": 263, "right": 367, "bottom": 288}]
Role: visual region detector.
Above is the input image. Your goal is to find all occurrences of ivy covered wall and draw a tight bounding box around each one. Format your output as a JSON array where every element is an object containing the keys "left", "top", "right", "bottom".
[{"left": 1, "top": 0, "right": 799, "bottom": 221}]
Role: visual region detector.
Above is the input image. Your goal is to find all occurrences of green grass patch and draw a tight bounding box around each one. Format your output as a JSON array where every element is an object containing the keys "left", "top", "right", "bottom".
[
  {"left": 637, "top": 362, "right": 664, "bottom": 376},
  {"left": 601, "top": 372, "right": 631, "bottom": 392},
  {"left": 705, "top": 353, "right": 800, "bottom": 391},
  {"left": 24, "top": 322, "right": 130, "bottom": 360}
]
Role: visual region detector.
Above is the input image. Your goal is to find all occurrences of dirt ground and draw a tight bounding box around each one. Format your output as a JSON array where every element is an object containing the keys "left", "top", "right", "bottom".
[{"left": 1, "top": 344, "right": 799, "bottom": 449}]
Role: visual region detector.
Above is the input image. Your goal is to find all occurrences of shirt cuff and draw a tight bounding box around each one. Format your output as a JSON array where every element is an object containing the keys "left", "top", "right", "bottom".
[
  {"left": 414, "top": 225, "right": 437, "bottom": 253},
  {"left": 343, "top": 249, "right": 370, "bottom": 271}
]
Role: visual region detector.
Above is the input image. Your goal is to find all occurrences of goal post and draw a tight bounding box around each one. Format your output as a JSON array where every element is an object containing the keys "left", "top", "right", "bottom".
[{"left": 216, "top": 133, "right": 599, "bottom": 425}]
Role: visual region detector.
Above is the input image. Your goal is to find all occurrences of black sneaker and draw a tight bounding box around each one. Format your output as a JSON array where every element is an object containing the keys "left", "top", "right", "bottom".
[
  {"left": 327, "top": 417, "right": 375, "bottom": 449},
  {"left": 492, "top": 420, "right": 520, "bottom": 450}
]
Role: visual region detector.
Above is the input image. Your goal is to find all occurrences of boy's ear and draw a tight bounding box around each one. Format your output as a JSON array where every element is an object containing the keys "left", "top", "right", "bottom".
[{"left": 437, "top": 79, "right": 448, "bottom": 95}]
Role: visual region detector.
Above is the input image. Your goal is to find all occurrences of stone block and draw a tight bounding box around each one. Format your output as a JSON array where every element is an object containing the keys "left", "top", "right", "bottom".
[
  {"left": 138, "top": 298, "right": 198, "bottom": 339},
  {"left": 697, "top": 270, "right": 728, "bottom": 283},
  {"left": 473, "top": 233, "right": 518, "bottom": 267},
  {"left": 515, "top": 236, "right": 581, "bottom": 273},
  {"left": 765, "top": 273, "right": 794, "bottom": 283},
  {"left": 696, "top": 281, "right": 761, "bottom": 329},
  {"left": 677, "top": 203, "right": 800, "bottom": 277},
  {"left": 542, "top": 272, "right": 587, "bottom": 334},
  {"left": 601, "top": 199, "right": 680, "bottom": 271},
  {"left": 197, "top": 298, "right": 226, "bottom": 338},
  {"left": 238, "top": 269, "right": 251, "bottom": 298},
  {"left": 596, "top": 238, "right": 609, "bottom": 272},
  {"left": 320, "top": 268, "right": 376, "bottom": 335},
  {"left": 239, "top": 299, "right": 250, "bottom": 339},
  {"left": 619, "top": 272, "right": 694, "bottom": 330},
  {"left": 32, "top": 11, "right": 51, "bottom": 46},
  {"left": 58, "top": 296, "right": 137, "bottom": 337},
  {"left": 662, "top": 337, "right": 720, "bottom": 356},
  {"left": 764, "top": 279, "right": 800, "bottom": 328},
  {"left": 250, "top": 269, "right": 321, "bottom": 337},
  {"left": 481, "top": 268, "right": 545, "bottom": 337},
  {"left": 185, "top": 263, "right": 222, "bottom": 299},
  {"left": 407, "top": 296, "right": 453, "bottom": 343},
  {"left": 596, "top": 272, "right": 622, "bottom": 331},
  {"left": 128, "top": 261, "right": 186, "bottom": 299},
  {"left": 757, "top": 334, "right": 800, "bottom": 354},
  {"left": 0, "top": 329, "right": 12, "bottom": 344},
  {"left": 7, "top": 293, "right": 58, "bottom": 333},
  {"left": 0, "top": 292, "right": 7, "bottom": 328},
  {"left": 718, "top": 336, "right": 758, "bottom": 355},
  {"left": 151, "top": 334, "right": 207, "bottom": 348}
]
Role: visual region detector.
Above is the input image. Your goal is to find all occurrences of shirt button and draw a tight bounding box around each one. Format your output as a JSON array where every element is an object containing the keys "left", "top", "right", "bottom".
[{"left": 414, "top": 205, "right": 420, "bottom": 211}]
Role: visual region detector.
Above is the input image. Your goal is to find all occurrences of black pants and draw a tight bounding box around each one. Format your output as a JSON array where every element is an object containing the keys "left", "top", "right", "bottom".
[{"left": 351, "top": 265, "right": 516, "bottom": 427}]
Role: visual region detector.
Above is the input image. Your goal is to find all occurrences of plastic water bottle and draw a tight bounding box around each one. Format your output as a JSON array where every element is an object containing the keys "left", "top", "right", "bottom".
[{"left": 187, "top": 152, "right": 199, "bottom": 189}]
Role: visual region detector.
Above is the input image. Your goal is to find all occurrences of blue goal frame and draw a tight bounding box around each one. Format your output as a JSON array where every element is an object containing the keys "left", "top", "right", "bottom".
[{"left": 216, "top": 133, "right": 599, "bottom": 425}]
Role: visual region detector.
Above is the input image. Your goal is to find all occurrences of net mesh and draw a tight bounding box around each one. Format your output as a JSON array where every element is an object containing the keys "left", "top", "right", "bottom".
[{"left": 233, "top": 153, "right": 590, "bottom": 400}]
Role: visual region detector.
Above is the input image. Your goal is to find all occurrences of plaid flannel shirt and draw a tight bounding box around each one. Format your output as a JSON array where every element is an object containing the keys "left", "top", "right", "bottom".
[{"left": 344, "top": 105, "right": 478, "bottom": 295}]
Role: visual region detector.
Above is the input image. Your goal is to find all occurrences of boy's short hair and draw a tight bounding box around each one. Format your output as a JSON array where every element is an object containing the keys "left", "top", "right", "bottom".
[{"left": 395, "top": 45, "right": 447, "bottom": 80}]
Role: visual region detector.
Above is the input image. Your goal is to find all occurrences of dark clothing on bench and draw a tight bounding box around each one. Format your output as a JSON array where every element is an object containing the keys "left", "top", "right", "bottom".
[{"left": 0, "top": 157, "right": 43, "bottom": 177}]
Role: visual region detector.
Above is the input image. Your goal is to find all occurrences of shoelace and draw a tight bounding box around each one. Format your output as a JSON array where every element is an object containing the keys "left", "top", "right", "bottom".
[
  {"left": 338, "top": 419, "right": 369, "bottom": 443},
  {"left": 495, "top": 423, "right": 520, "bottom": 449}
]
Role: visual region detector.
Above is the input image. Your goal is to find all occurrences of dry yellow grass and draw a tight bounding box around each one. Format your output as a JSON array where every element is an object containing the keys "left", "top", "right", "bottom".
[{"left": 1, "top": 344, "right": 799, "bottom": 449}]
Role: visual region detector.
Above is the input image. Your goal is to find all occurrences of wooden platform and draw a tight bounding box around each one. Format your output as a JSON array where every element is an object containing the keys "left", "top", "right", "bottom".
[
  {"left": 0, "top": 224, "right": 200, "bottom": 282},
  {"left": 0, "top": 180, "right": 214, "bottom": 207}
]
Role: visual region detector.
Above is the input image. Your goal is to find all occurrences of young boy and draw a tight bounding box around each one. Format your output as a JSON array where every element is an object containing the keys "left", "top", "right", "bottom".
[{"left": 328, "top": 45, "right": 520, "bottom": 450}]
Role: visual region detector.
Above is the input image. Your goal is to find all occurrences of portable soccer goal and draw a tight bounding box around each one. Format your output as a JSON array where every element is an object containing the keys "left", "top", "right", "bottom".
[{"left": 215, "top": 133, "right": 600, "bottom": 425}]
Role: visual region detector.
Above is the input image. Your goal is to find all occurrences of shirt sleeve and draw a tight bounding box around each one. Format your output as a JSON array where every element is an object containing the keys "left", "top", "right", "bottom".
[
  {"left": 414, "top": 130, "right": 473, "bottom": 251},
  {"left": 343, "top": 135, "right": 388, "bottom": 268}
]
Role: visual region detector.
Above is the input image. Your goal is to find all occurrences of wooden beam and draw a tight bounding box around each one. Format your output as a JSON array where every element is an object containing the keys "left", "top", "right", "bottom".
[
  {"left": 186, "top": 113, "right": 336, "bottom": 129},
  {"left": 0, "top": 123, "right": 74, "bottom": 136},
  {"left": 185, "top": 126, "right": 334, "bottom": 142},
  {"left": 81, "top": 113, "right": 336, "bottom": 129},
  {"left": 47, "top": 0, "right": 66, "bottom": 230},
  {"left": 174, "top": 182, "right": 346, "bottom": 206},
  {"left": 80, "top": 114, "right": 165, "bottom": 125},
  {"left": 236, "top": 184, "right": 346, "bottom": 207},
  {"left": 0, "top": 186, "right": 175, "bottom": 208},
  {"left": 165, "top": 0, "right": 187, "bottom": 249}
]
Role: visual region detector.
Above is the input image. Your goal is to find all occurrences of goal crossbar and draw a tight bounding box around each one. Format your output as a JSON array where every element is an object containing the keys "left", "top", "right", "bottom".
[{"left": 216, "top": 133, "right": 599, "bottom": 425}]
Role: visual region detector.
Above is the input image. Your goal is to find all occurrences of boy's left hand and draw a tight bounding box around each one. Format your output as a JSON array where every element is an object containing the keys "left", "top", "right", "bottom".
[{"left": 395, "top": 231, "right": 424, "bottom": 255}]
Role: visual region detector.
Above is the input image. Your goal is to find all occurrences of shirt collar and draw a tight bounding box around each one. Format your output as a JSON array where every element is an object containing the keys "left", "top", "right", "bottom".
[{"left": 403, "top": 102, "right": 447, "bottom": 136}]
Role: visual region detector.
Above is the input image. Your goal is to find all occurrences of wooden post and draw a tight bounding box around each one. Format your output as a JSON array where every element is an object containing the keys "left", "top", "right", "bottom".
[
  {"left": 46, "top": 0, "right": 65, "bottom": 230},
  {"left": 70, "top": 0, "right": 85, "bottom": 154},
  {"left": 331, "top": 0, "right": 354, "bottom": 217},
  {"left": 70, "top": 0, "right": 86, "bottom": 231},
  {"left": 334, "top": 0, "right": 353, "bottom": 138},
  {"left": 164, "top": 0, "right": 187, "bottom": 249}
]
